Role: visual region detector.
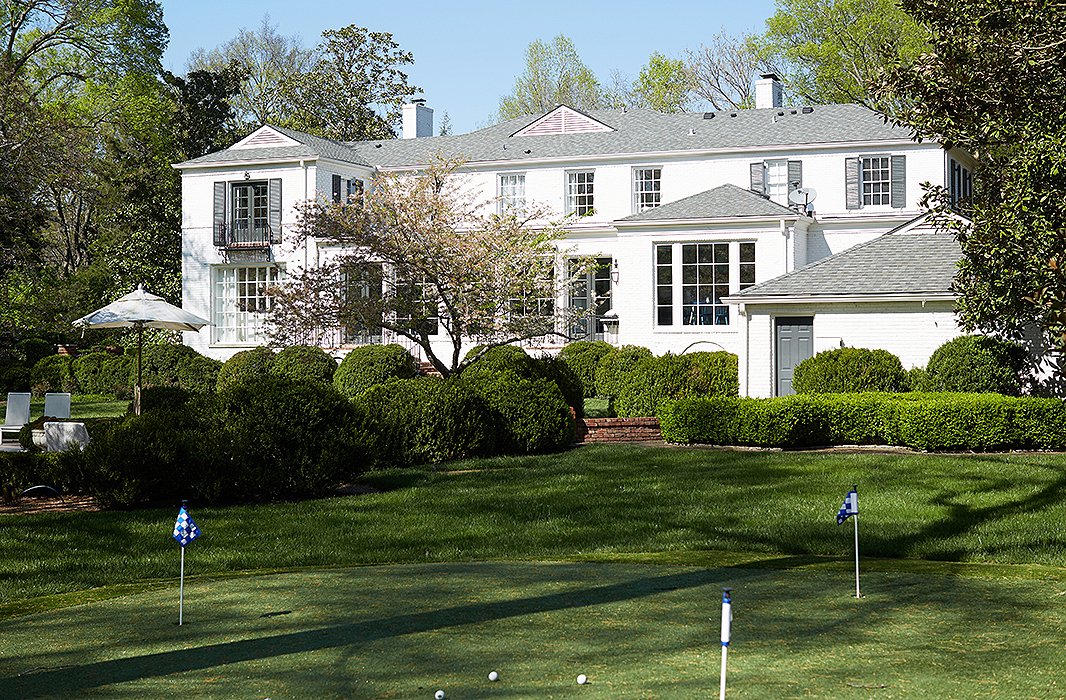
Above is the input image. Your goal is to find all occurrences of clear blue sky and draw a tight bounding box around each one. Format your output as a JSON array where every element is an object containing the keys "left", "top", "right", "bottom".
[{"left": 160, "top": 0, "right": 779, "bottom": 134}]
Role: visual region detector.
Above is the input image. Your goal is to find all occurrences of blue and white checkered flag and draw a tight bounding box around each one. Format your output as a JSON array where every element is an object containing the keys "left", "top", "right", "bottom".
[
  {"left": 173, "top": 506, "right": 201, "bottom": 547},
  {"left": 836, "top": 488, "right": 858, "bottom": 525}
]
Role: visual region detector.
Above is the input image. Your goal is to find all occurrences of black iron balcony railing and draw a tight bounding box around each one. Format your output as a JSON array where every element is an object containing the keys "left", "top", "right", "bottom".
[{"left": 214, "top": 220, "right": 276, "bottom": 248}]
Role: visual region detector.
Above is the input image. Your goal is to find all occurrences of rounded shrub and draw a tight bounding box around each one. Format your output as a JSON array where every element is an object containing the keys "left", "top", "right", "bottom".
[
  {"left": 463, "top": 345, "right": 537, "bottom": 378},
  {"left": 558, "top": 341, "right": 613, "bottom": 397},
  {"left": 138, "top": 343, "right": 205, "bottom": 389},
  {"left": 355, "top": 377, "right": 443, "bottom": 466},
  {"left": 30, "top": 355, "right": 75, "bottom": 393},
  {"left": 925, "top": 335, "right": 1025, "bottom": 395},
  {"left": 533, "top": 355, "right": 584, "bottom": 417},
  {"left": 683, "top": 351, "right": 740, "bottom": 397},
  {"left": 271, "top": 345, "right": 338, "bottom": 385},
  {"left": 595, "top": 345, "right": 653, "bottom": 399},
  {"left": 72, "top": 352, "right": 111, "bottom": 395},
  {"left": 792, "top": 347, "right": 907, "bottom": 394},
  {"left": 102, "top": 353, "right": 134, "bottom": 398},
  {"left": 1, "top": 365, "right": 31, "bottom": 393},
  {"left": 469, "top": 371, "right": 574, "bottom": 454},
  {"left": 333, "top": 344, "right": 417, "bottom": 400},
  {"left": 216, "top": 376, "right": 372, "bottom": 501},
  {"left": 418, "top": 380, "right": 499, "bottom": 462},
  {"left": 176, "top": 353, "right": 223, "bottom": 393},
  {"left": 215, "top": 346, "right": 276, "bottom": 392},
  {"left": 137, "top": 385, "right": 193, "bottom": 413}
]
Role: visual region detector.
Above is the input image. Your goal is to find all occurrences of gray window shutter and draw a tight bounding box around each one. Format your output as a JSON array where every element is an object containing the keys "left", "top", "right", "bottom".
[
  {"left": 749, "top": 162, "right": 764, "bottom": 194},
  {"left": 332, "top": 174, "right": 342, "bottom": 203},
  {"left": 891, "top": 155, "right": 906, "bottom": 208},
  {"left": 212, "top": 182, "right": 226, "bottom": 246},
  {"left": 268, "top": 178, "right": 282, "bottom": 243},
  {"left": 845, "top": 158, "right": 861, "bottom": 210},
  {"left": 788, "top": 160, "right": 802, "bottom": 192}
]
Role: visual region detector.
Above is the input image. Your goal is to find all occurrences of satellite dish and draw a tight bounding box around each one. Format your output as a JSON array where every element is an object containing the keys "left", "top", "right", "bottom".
[{"left": 788, "top": 187, "right": 818, "bottom": 205}]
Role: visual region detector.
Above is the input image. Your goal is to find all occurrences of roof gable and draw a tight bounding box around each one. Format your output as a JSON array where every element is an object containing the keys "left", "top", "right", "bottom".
[
  {"left": 512, "top": 105, "right": 615, "bottom": 137},
  {"left": 230, "top": 126, "right": 301, "bottom": 150}
]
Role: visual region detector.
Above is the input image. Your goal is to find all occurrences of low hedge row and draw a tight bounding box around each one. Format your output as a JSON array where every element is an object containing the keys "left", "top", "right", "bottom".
[{"left": 659, "top": 392, "right": 1066, "bottom": 451}]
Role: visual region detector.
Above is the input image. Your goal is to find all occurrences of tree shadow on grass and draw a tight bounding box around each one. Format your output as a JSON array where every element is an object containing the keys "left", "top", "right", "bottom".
[{"left": 0, "top": 562, "right": 780, "bottom": 698}]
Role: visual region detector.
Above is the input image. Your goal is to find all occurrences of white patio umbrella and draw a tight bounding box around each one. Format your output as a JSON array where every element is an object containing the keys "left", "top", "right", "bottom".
[{"left": 73, "top": 285, "right": 209, "bottom": 414}]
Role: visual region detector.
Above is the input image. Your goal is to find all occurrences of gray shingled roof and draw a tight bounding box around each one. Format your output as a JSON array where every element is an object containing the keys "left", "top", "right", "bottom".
[
  {"left": 618, "top": 184, "right": 798, "bottom": 222},
  {"left": 733, "top": 218, "right": 961, "bottom": 300},
  {"left": 178, "top": 103, "right": 914, "bottom": 170},
  {"left": 351, "top": 104, "right": 912, "bottom": 168},
  {"left": 177, "top": 125, "right": 371, "bottom": 167}
]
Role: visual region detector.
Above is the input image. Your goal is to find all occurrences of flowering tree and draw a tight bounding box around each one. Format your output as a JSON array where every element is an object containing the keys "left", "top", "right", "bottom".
[{"left": 267, "top": 158, "right": 591, "bottom": 376}]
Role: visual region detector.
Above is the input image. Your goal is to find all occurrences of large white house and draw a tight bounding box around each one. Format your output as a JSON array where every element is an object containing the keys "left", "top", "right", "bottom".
[{"left": 175, "top": 75, "right": 975, "bottom": 397}]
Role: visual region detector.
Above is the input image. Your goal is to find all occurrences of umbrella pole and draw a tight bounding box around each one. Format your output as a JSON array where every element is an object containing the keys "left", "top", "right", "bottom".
[{"left": 135, "top": 323, "right": 143, "bottom": 415}]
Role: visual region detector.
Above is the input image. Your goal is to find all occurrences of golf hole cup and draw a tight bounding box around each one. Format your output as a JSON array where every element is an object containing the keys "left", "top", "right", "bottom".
[
  {"left": 577, "top": 674, "right": 588, "bottom": 685},
  {"left": 488, "top": 671, "right": 499, "bottom": 682}
]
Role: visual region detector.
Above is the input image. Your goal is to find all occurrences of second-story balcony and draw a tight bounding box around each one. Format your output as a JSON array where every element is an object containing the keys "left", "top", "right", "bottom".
[{"left": 214, "top": 219, "right": 278, "bottom": 248}]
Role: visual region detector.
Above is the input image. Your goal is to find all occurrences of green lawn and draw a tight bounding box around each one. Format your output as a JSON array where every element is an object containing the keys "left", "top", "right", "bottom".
[
  {"left": 3, "top": 444, "right": 1066, "bottom": 696},
  {"left": 19, "top": 394, "right": 128, "bottom": 420},
  {"left": 4, "top": 444, "right": 1066, "bottom": 613},
  {"left": 1, "top": 561, "right": 1064, "bottom": 698}
]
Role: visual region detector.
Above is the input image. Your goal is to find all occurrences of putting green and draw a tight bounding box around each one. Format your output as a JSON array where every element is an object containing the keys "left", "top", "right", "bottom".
[{"left": 1, "top": 560, "right": 1063, "bottom": 698}]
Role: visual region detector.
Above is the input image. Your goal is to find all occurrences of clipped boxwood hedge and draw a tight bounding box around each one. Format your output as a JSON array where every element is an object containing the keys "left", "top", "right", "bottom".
[
  {"left": 793, "top": 347, "right": 907, "bottom": 394},
  {"left": 614, "top": 351, "right": 739, "bottom": 418},
  {"left": 559, "top": 340, "right": 613, "bottom": 397},
  {"left": 334, "top": 344, "right": 417, "bottom": 400},
  {"left": 659, "top": 392, "right": 1066, "bottom": 452},
  {"left": 271, "top": 345, "right": 338, "bottom": 385},
  {"left": 925, "top": 335, "right": 1025, "bottom": 395},
  {"left": 595, "top": 345, "right": 653, "bottom": 399}
]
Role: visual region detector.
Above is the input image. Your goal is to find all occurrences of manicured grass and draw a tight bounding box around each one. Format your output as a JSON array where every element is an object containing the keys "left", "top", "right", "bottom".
[
  {"left": 4, "top": 444, "right": 1066, "bottom": 615},
  {"left": 18, "top": 394, "right": 128, "bottom": 420},
  {"left": 2, "top": 561, "right": 1065, "bottom": 698},
  {"left": 583, "top": 397, "right": 612, "bottom": 418}
]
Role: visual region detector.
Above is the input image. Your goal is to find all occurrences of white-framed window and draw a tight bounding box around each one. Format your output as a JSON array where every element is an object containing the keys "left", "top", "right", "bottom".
[
  {"left": 566, "top": 170, "right": 595, "bottom": 216},
  {"left": 347, "top": 178, "right": 364, "bottom": 202},
  {"left": 212, "top": 264, "right": 282, "bottom": 344},
  {"left": 395, "top": 273, "right": 439, "bottom": 337},
  {"left": 764, "top": 159, "right": 789, "bottom": 205},
  {"left": 231, "top": 181, "right": 269, "bottom": 245},
  {"left": 861, "top": 156, "right": 891, "bottom": 206},
  {"left": 654, "top": 241, "right": 755, "bottom": 327},
  {"left": 633, "top": 167, "right": 662, "bottom": 212},
  {"left": 498, "top": 173, "right": 526, "bottom": 214}
]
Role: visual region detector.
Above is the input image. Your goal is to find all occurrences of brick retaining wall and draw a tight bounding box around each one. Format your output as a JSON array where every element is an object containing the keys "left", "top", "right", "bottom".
[{"left": 576, "top": 417, "right": 661, "bottom": 443}]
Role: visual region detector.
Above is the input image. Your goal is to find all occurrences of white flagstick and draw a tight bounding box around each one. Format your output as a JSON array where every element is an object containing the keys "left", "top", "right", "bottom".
[
  {"left": 852, "top": 486, "right": 861, "bottom": 598},
  {"left": 720, "top": 588, "right": 732, "bottom": 700},
  {"left": 179, "top": 545, "right": 186, "bottom": 625}
]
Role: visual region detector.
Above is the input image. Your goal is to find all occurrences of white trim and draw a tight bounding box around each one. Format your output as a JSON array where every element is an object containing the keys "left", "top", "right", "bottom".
[
  {"left": 724, "top": 292, "right": 956, "bottom": 305},
  {"left": 230, "top": 126, "right": 301, "bottom": 150}
]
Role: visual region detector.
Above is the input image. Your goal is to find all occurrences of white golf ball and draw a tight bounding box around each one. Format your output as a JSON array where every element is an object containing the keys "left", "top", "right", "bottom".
[
  {"left": 488, "top": 670, "right": 499, "bottom": 681},
  {"left": 577, "top": 674, "right": 588, "bottom": 685},
  {"left": 434, "top": 691, "right": 445, "bottom": 700}
]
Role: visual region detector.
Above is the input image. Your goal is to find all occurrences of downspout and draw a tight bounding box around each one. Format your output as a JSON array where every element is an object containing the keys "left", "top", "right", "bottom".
[
  {"left": 779, "top": 218, "right": 789, "bottom": 272},
  {"left": 741, "top": 303, "right": 749, "bottom": 397},
  {"left": 300, "top": 160, "right": 309, "bottom": 269}
]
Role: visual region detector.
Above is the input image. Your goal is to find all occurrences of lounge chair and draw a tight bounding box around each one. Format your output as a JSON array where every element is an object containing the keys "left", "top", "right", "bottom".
[
  {"left": 43, "top": 392, "right": 71, "bottom": 420},
  {"left": 1, "top": 392, "right": 31, "bottom": 444}
]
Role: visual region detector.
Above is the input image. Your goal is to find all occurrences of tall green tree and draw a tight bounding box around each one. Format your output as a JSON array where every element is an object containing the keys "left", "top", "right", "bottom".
[
  {"left": 498, "top": 35, "right": 602, "bottom": 119},
  {"left": 281, "top": 25, "right": 418, "bottom": 141},
  {"left": 760, "top": 0, "right": 929, "bottom": 107},
  {"left": 187, "top": 16, "right": 311, "bottom": 133},
  {"left": 884, "top": 2, "right": 1066, "bottom": 357}
]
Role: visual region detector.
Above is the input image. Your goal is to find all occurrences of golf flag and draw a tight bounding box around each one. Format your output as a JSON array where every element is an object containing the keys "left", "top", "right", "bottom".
[
  {"left": 173, "top": 506, "right": 201, "bottom": 546},
  {"left": 836, "top": 488, "right": 858, "bottom": 525}
]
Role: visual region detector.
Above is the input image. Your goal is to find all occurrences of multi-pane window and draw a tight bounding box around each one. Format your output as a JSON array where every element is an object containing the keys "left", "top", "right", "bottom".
[
  {"left": 655, "top": 241, "right": 755, "bottom": 327},
  {"left": 570, "top": 257, "right": 612, "bottom": 340},
  {"left": 740, "top": 243, "right": 756, "bottom": 290},
  {"left": 764, "top": 160, "right": 789, "bottom": 205},
  {"left": 633, "top": 168, "right": 661, "bottom": 212},
  {"left": 566, "top": 171, "right": 595, "bottom": 216},
  {"left": 340, "top": 263, "right": 382, "bottom": 345},
  {"left": 861, "top": 156, "right": 891, "bottom": 206},
  {"left": 212, "top": 265, "right": 282, "bottom": 344},
  {"left": 498, "top": 173, "right": 526, "bottom": 214},
  {"left": 949, "top": 158, "right": 972, "bottom": 208},
  {"left": 231, "top": 182, "right": 269, "bottom": 245},
  {"left": 655, "top": 245, "right": 673, "bottom": 326},
  {"left": 347, "top": 178, "right": 364, "bottom": 202},
  {"left": 681, "top": 243, "right": 730, "bottom": 326},
  {"left": 395, "top": 274, "right": 439, "bottom": 337}
]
